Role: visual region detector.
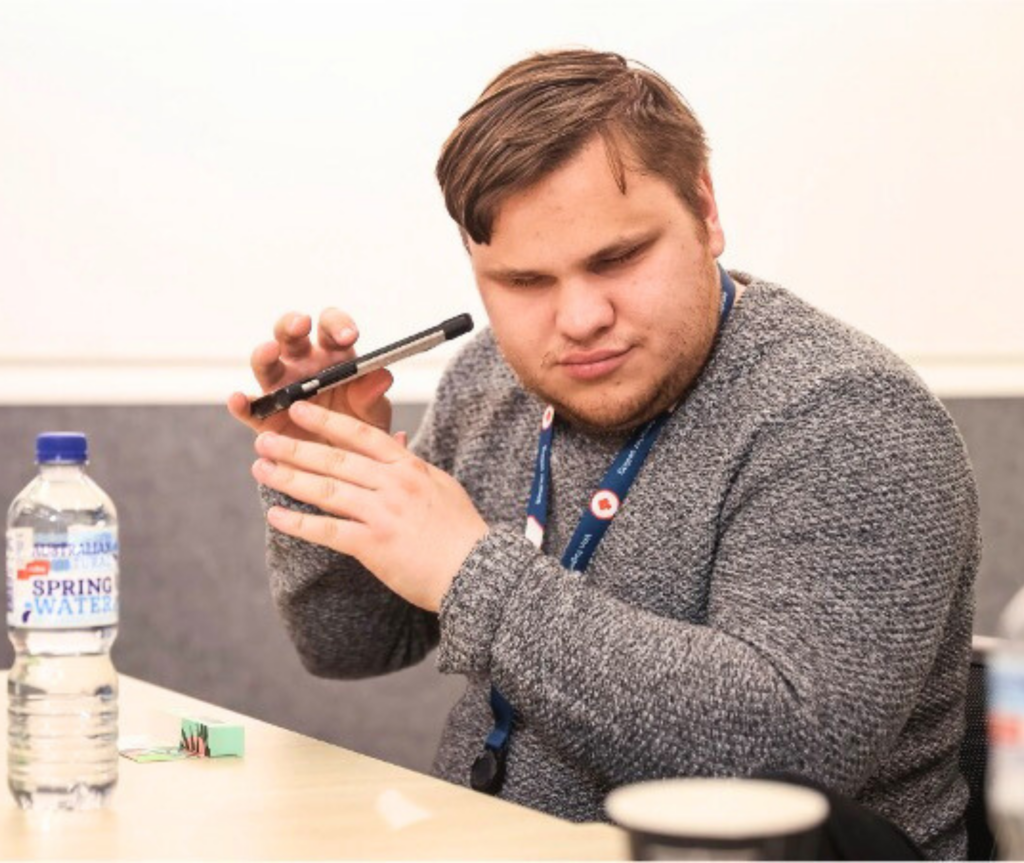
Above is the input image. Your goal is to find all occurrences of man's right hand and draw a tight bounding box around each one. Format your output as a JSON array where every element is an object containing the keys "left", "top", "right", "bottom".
[{"left": 227, "top": 307, "right": 394, "bottom": 443}]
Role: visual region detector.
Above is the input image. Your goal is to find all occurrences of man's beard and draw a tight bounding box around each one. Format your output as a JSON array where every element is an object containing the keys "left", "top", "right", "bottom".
[{"left": 538, "top": 350, "right": 702, "bottom": 434}]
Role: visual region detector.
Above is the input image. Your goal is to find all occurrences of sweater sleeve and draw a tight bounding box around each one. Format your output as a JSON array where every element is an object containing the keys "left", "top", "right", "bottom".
[
  {"left": 263, "top": 390, "right": 462, "bottom": 679},
  {"left": 435, "top": 372, "right": 979, "bottom": 792}
]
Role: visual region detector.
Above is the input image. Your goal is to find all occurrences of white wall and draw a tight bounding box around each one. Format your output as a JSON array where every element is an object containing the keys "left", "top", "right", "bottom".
[{"left": 2, "top": 0, "right": 1022, "bottom": 403}]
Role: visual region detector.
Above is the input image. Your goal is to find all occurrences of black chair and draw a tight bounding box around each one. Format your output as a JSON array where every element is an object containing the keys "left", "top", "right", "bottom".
[{"left": 961, "top": 635, "right": 999, "bottom": 861}]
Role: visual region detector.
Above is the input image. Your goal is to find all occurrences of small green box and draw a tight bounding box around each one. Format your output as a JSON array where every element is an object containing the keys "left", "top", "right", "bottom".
[{"left": 179, "top": 715, "right": 245, "bottom": 758}]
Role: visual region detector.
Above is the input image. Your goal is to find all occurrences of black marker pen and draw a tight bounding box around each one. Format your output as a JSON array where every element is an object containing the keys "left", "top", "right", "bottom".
[{"left": 250, "top": 313, "right": 474, "bottom": 420}]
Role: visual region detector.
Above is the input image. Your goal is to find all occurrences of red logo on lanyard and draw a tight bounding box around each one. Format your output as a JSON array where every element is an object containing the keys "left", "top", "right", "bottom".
[
  {"left": 589, "top": 489, "right": 620, "bottom": 520},
  {"left": 541, "top": 406, "right": 555, "bottom": 430}
]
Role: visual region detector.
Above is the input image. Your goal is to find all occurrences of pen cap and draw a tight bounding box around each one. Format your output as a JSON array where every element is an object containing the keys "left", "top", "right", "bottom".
[{"left": 442, "top": 314, "right": 474, "bottom": 340}]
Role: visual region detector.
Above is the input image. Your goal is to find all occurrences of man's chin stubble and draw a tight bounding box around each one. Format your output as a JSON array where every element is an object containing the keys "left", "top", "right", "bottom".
[{"left": 520, "top": 372, "right": 688, "bottom": 436}]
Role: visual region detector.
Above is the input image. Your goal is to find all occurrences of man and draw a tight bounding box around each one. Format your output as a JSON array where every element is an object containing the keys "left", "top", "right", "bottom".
[{"left": 228, "top": 49, "right": 979, "bottom": 859}]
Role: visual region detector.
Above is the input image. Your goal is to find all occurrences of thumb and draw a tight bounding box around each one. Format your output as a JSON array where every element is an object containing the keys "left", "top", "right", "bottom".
[{"left": 346, "top": 369, "right": 394, "bottom": 431}]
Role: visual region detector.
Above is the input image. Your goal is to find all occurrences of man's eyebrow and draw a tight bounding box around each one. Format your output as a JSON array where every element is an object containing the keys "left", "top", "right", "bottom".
[
  {"left": 483, "top": 264, "right": 548, "bottom": 282},
  {"left": 583, "top": 230, "right": 659, "bottom": 265},
  {"left": 483, "top": 231, "right": 660, "bottom": 282}
]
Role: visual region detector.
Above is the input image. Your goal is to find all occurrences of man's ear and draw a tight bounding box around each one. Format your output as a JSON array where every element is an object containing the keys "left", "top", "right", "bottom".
[{"left": 696, "top": 168, "right": 725, "bottom": 258}]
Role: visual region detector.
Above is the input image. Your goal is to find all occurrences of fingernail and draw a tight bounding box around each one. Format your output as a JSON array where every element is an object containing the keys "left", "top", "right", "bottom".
[
  {"left": 267, "top": 506, "right": 291, "bottom": 527},
  {"left": 256, "top": 431, "right": 277, "bottom": 446},
  {"left": 254, "top": 458, "right": 275, "bottom": 475},
  {"left": 335, "top": 327, "right": 356, "bottom": 343},
  {"left": 291, "top": 401, "right": 314, "bottom": 418}
]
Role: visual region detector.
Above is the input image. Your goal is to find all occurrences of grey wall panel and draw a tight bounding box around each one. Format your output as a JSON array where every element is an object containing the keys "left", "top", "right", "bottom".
[
  {"left": 1, "top": 398, "right": 1021, "bottom": 774},
  {"left": 944, "top": 398, "right": 1024, "bottom": 637}
]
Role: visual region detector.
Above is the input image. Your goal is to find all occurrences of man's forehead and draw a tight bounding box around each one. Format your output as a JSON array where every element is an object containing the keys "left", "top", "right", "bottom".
[
  {"left": 496, "top": 137, "right": 636, "bottom": 216},
  {"left": 464, "top": 133, "right": 687, "bottom": 274}
]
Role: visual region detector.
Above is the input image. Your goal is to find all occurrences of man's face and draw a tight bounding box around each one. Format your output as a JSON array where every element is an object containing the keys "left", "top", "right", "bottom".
[{"left": 467, "top": 135, "right": 726, "bottom": 434}]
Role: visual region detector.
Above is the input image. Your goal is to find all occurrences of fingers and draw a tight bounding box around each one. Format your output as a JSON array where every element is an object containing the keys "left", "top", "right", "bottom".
[
  {"left": 254, "top": 431, "right": 382, "bottom": 490},
  {"left": 227, "top": 391, "right": 262, "bottom": 432},
  {"left": 266, "top": 505, "right": 368, "bottom": 557},
  {"left": 346, "top": 370, "right": 394, "bottom": 431},
  {"left": 316, "top": 308, "right": 360, "bottom": 352},
  {"left": 287, "top": 400, "right": 405, "bottom": 463},
  {"left": 272, "top": 312, "right": 313, "bottom": 361},
  {"left": 253, "top": 457, "right": 376, "bottom": 521},
  {"left": 251, "top": 340, "right": 287, "bottom": 391},
  {"left": 251, "top": 309, "right": 362, "bottom": 393}
]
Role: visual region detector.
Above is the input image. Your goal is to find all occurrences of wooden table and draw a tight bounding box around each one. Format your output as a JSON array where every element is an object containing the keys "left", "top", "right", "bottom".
[{"left": 1, "top": 674, "right": 628, "bottom": 859}]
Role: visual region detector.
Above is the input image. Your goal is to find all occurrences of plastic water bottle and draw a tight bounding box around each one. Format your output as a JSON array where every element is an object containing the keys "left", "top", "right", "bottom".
[
  {"left": 988, "top": 586, "right": 1024, "bottom": 859},
  {"left": 5, "top": 432, "right": 119, "bottom": 810}
]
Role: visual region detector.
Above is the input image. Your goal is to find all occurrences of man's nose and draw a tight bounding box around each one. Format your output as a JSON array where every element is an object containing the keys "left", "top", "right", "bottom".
[{"left": 554, "top": 276, "right": 615, "bottom": 344}]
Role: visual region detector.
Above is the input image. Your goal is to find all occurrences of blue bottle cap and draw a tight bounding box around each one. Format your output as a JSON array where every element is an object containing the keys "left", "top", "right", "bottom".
[{"left": 36, "top": 432, "right": 88, "bottom": 464}]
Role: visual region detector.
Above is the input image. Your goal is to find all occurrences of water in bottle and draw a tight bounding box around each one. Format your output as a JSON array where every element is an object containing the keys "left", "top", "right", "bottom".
[
  {"left": 988, "top": 586, "right": 1024, "bottom": 859},
  {"left": 5, "top": 432, "right": 119, "bottom": 810}
]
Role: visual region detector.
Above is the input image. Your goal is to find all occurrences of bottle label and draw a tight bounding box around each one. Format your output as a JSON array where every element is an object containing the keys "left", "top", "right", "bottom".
[{"left": 5, "top": 525, "right": 119, "bottom": 629}]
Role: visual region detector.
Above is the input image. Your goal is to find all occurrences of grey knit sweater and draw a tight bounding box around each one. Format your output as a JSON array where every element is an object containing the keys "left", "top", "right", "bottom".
[{"left": 264, "top": 275, "right": 980, "bottom": 860}]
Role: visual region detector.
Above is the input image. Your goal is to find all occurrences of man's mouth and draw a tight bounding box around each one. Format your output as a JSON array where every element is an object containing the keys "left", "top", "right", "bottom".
[{"left": 558, "top": 347, "right": 633, "bottom": 381}]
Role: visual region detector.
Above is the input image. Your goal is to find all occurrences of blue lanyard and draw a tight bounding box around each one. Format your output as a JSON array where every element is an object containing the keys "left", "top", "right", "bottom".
[{"left": 469, "top": 266, "right": 737, "bottom": 795}]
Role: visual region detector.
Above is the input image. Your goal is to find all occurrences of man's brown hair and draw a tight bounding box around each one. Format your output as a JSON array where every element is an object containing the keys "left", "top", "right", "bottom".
[{"left": 436, "top": 48, "right": 710, "bottom": 245}]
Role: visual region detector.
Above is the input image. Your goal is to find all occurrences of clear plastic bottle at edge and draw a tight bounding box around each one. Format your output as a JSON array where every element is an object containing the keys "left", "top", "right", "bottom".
[
  {"left": 988, "top": 586, "right": 1024, "bottom": 859},
  {"left": 5, "top": 432, "right": 119, "bottom": 810}
]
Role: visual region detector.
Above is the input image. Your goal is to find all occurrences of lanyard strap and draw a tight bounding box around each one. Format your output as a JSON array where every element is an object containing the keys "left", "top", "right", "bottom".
[
  {"left": 470, "top": 265, "right": 737, "bottom": 795},
  {"left": 531, "top": 409, "right": 673, "bottom": 569}
]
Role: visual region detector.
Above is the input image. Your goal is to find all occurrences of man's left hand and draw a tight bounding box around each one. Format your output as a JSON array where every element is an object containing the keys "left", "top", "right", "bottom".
[{"left": 252, "top": 400, "right": 488, "bottom": 612}]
